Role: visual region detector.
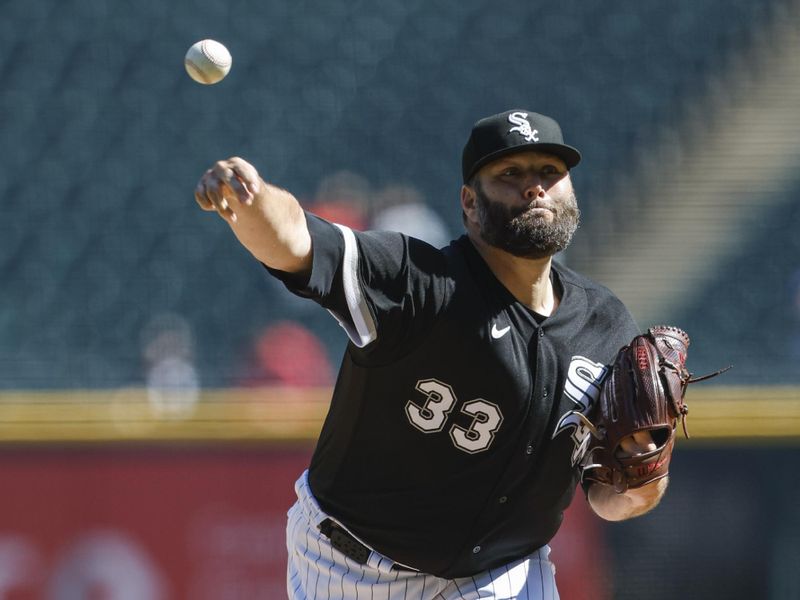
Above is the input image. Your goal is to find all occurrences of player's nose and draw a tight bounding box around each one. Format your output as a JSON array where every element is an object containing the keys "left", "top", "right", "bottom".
[{"left": 523, "top": 178, "right": 546, "bottom": 199}]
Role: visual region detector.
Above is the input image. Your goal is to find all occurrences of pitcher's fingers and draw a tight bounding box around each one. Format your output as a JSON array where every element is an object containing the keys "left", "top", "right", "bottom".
[
  {"left": 228, "top": 173, "right": 253, "bottom": 205},
  {"left": 229, "top": 157, "right": 261, "bottom": 196},
  {"left": 194, "top": 170, "right": 217, "bottom": 210},
  {"left": 215, "top": 196, "right": 237, "bottom": 223},
  {"left": 200, "top": 171, "right": 237, "bottom": 221},
  {"left": 194, "top": 181, "right": 215, "bottom": 210},
  {"left": 203, "top": 171, "right": 238, "bottom": 212},
  {"left": 617, "top": 436, "right": 636, "bottom": 456},
  {"left": 617, "top": 432, "right": 656, "bottom": 456},
  {"left": 210, "top": 164, "right": 250, "bottom": 205},
  {"left": 632, "top": 430, "right": 657, "bottom": 451}
]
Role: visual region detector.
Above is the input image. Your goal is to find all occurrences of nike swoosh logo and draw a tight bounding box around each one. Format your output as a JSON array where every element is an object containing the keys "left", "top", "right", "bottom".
[{"left": 491, "top": 324, "right": 511, "bottom": 339}]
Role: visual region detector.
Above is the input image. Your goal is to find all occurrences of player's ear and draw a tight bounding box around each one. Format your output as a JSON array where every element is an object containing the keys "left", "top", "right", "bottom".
[{"left": 461, "top": 184, "right": 478, "bottom": 224}]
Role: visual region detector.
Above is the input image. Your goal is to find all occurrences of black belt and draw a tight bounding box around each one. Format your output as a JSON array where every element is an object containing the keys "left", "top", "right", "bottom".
[
  {"left": 318, "top": 519, "right": 416, "bottom": 571},
  {"left": 319, "top": 518, "right": 371, "bottom": 565}
]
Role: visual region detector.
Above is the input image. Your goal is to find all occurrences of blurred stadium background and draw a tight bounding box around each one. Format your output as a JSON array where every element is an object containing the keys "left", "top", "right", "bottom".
[{"left": 1, "top": 0, "right": 798, "bottom": 598}]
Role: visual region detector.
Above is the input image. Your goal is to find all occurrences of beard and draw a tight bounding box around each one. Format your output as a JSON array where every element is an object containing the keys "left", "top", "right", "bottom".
[{"left": 474, "top": 181, "right": 580, "bottom": 259}]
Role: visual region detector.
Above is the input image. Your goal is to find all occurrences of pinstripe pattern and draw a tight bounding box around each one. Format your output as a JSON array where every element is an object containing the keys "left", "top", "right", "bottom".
[{"left": 287, "top": 472, "right": 559, "bottom": 600}]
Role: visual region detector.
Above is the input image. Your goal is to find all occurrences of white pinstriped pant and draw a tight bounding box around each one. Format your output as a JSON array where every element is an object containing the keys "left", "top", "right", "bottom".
[{"left": 287, "top": 471, "right": 560, "bottom": 600}]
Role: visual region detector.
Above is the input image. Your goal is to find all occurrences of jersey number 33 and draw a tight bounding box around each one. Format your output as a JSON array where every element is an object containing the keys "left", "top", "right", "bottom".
[{"left": 405, "top": 379, "right": 504, "bottom": 454}]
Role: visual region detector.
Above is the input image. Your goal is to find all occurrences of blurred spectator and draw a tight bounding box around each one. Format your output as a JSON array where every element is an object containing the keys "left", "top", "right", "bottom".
[
  {"left": 238, "top": 320, "right": 334, "bottom": 388},
  {"left": 140, "top": 313, "right": 200, "bottom": 418},
  {"left": 370, "top": 183, "right": 451, "bottom": 248},
  {"left": 0, "top": 536, "right": 40, "bottom": 597},
  {"left": 306, "top": 170, "right": 371, "bottom": 230}
]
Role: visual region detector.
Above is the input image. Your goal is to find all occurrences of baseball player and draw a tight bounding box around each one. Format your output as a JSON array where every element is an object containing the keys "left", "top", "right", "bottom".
[{"left": 195, "top": 109, "right": 663, "bottom": 599}]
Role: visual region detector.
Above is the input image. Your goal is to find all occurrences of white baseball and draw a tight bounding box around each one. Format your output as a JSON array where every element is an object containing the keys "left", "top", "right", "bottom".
[{"left": 184, "top": 39, "right": 232, "bottom": 85}]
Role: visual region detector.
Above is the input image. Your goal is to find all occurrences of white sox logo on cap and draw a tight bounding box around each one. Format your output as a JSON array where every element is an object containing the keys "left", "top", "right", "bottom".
[
  {"left": 507, "top": 112, "right": 539, "bottom": 143},
  {"left": 462, "top": 109, "right": 581, "bottom": 182}
]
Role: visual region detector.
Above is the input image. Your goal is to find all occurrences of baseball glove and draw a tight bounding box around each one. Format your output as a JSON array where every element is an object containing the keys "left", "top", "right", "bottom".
[{"left": 580, "top": 326, "right": 729, "bottom": 493}]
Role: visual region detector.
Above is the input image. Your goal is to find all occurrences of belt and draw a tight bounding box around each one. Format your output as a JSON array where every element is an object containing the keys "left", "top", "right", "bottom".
[
  {"left": 319, "top": 518, "right": 371, "bottom": 564},
  {"left": 318, "top": 519, "right": 416, "bottom": 571}
]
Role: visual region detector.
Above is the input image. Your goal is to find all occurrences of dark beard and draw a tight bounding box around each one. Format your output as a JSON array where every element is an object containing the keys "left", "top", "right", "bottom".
[{"left": 474, "top": 182, "right": 580, "bottom": 259}]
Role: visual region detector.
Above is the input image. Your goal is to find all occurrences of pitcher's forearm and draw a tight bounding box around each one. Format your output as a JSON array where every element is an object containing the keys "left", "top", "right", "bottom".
[
  {"left": 195, "top": 157, "right": 312, "bottom": 274},
  {"left": 229, "top": 182, "right": 311, "bottom": 273}
]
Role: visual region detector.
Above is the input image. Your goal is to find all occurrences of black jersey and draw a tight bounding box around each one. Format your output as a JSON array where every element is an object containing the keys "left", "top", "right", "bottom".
[{"left": 268, "top": 213, "right": 640, "bottom": 578}]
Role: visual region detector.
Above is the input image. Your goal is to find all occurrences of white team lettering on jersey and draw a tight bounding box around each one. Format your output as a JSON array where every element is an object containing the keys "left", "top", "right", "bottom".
[{"left": 553, "top": 356, "right": 609, "bottom": 465}]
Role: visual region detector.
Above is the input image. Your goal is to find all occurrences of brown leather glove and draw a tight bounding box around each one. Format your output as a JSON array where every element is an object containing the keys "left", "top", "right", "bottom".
[{"left": 581, "top": 326, "right": 728, "bottom": 493}]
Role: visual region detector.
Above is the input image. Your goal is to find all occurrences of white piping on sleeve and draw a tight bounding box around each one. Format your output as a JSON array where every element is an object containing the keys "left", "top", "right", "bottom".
[{"left": 329, "top": 224, "right": 377, "bottom": 348}]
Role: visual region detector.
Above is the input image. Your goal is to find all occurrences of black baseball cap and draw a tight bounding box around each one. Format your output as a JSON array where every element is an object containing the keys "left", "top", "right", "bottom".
[{"left": 462, "top": 109, "right": 581, "bottom": 182}]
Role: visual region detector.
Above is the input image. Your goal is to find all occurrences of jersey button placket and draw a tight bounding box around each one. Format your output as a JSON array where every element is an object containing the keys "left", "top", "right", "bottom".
[{"left": 472, "top": 545, "right": 481, "bottom": 554}]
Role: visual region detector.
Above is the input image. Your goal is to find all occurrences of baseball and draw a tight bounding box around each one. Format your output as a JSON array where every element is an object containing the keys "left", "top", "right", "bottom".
[{"left": 184, "top": 39, "right": 232, "bottom": 85}]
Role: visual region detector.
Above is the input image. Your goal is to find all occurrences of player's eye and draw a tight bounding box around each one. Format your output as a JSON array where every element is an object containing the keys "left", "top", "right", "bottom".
[
  {"left": 501, "top": 167, "right": 519, "bottom": 176},
  {"left": 541, "top": 165, "right": 560, "bottom": 176}
]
